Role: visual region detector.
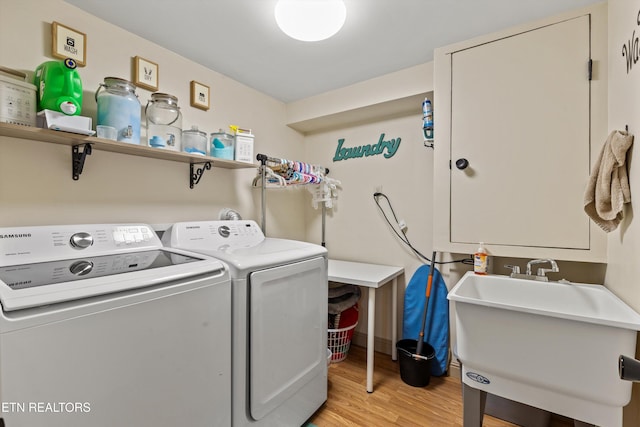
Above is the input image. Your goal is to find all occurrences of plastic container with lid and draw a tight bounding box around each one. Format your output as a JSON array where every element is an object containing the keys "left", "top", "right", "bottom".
[
  {"left": 182, "top": 126, "right": 208, "bottom": 156},
  {"left": 145, "top": 92, "right": 182, "bottom": 151},
  {"left": 210, "top": 129, "right": 235, "bottom": 160},
  {"left": 0, "top": 67, "right": 36, "bottom": 126},
  {"left": 95, "top": 77, "right": 141, "bottom": 144},
  {"left": 34, "top": 58, "right": 83, "bottom": 116}
]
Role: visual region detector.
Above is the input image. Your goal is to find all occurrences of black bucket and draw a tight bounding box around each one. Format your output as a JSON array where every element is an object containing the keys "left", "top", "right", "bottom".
[{"left": 396, "top": 339, "right": 435, "bottom": 387}]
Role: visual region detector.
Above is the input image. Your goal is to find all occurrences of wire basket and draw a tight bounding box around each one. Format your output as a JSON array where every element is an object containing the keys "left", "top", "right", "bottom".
[{"left": 328, "top": 322, "right": 358, "bottom": 363}]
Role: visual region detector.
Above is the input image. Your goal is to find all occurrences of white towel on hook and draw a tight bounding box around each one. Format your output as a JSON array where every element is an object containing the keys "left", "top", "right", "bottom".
[{"left": 584, "top": 130, "right": 634, "bottom": 232}]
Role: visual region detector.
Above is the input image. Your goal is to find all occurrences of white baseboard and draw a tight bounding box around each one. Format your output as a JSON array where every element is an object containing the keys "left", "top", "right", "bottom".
[{"left": 351, "top": 331, "right": 393, "bottom": 354}]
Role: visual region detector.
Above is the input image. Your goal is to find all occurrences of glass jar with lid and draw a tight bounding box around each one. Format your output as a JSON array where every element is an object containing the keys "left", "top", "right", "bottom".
[
  {"left": 145, "top": 93, "right": 182, "bottom": 151},
  {"left": 95, "top": 77, "right": 141, "bottom": 144},
  {"left": 210, "top": 129, "right": 235, "bottom": 160},
  {"left": 182, "top": 126, "right": 208, "bottom": 156}
]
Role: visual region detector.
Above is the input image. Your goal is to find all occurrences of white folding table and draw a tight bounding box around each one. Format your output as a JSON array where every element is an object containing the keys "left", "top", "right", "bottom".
[{"left": 327, "top": 259, "right": 404, "bottom": 393}]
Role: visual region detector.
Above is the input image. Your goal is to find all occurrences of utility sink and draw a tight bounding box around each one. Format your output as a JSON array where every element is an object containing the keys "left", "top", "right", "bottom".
[{"left": 448, "top": 272, "right": 640, "bottom": 427}]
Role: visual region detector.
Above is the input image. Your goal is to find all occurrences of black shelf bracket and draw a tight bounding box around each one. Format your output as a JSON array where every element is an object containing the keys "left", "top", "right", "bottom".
[
  {"left": 72, "top": 143, "right": 92, "bottom": 181},
  {"left": 190, "top": 161, "right": 212, "bottom": 189}
]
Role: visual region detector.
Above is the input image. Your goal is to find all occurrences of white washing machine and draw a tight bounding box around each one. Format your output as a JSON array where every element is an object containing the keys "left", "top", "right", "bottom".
[
  {"left": 162, "top": 220, "right": 327, "bottom": 427},
  {"left": 0, "top": 223, "right": 231, "bottom": 427}
]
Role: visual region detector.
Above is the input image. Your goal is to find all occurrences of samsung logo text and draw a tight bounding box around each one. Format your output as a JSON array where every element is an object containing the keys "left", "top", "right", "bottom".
[{"left": 0, "top": 234, "right": 32, "bottom": 239}]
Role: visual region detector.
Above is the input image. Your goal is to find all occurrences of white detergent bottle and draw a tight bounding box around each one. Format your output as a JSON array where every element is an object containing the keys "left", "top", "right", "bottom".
[{"left": 473, "top": 242, "right": 489, "bottom": 275}]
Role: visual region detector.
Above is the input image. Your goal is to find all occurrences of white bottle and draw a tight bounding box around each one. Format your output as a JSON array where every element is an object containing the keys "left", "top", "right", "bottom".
[{"left": 473, "top": 242, "right": 488, "bottom": 275}]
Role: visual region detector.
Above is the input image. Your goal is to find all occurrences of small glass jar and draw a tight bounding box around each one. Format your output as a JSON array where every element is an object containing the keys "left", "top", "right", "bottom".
[
  {"left": 95, "top": 77, "right": 141, "bottom": 144},
  {"left": 182, "top": 126, "right": 208, "bottom": 156},
  {"left": 210, "top": 129, "right": 235, "bottom": 160},
  {"left": 145, "top": 93, "right": 182, "bottom": 151}
]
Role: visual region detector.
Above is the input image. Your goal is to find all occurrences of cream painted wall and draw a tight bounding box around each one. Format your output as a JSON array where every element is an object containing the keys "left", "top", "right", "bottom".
[
  {"left": 286, "top": 63, "right": 433, "bottom": 133},
  {"left": 608, "top": 1, "right": 640, "bottom": 425},
  {"left": 607, "top": 0, "right": 640, "bottom": 311},
  {"left": 303, "top": 111, "right": 437, "bottom": 345},
  {"left": 0, "top": 0, "right": 306, "bottom": 239},
  {"left": 298, "top": 4, "right": 610, "bottom": 358}
]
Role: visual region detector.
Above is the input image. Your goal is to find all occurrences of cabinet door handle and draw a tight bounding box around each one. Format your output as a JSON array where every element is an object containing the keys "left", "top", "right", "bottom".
[{"left": 455, "top": 158, "right": 469, "bottom": 170}]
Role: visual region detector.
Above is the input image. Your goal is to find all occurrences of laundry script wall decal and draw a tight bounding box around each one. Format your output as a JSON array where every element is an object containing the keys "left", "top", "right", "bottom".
[
  {"left": 333, "top": 133, "right": 401, "bottom": 162},
  {"left": 622, "top": 8, "right": 640, "bottom": 74}
]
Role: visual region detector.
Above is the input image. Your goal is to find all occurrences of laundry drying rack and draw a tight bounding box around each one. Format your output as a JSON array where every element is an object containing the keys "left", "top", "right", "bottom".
[{"left": 253, "top": 153, "right": 339, "bottom": 246}]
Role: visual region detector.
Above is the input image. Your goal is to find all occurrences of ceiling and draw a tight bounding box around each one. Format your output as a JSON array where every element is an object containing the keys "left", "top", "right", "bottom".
[{"left": 64, "top": 0, "right": 602, "bottom": 103}]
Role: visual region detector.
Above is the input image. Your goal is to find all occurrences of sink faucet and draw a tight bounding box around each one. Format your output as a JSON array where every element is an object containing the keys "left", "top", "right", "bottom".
[
  {"left": 504, "top": 259, "right": 559, "bottom": 282},
  {"left": 526, "top": 259, "right": 559, "bottom": 279}
]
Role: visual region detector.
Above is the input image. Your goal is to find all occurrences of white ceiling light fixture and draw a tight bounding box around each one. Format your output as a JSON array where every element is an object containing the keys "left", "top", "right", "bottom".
[{"left": 275, "top": 0, "right": 347, "bottom": 42}]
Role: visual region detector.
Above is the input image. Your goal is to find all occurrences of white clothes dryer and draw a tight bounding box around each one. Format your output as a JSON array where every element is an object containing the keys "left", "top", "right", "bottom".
[
  {"left": 0, "top": 223, "right": 231, "bottom": 427},
  {"left": 162, "top": 220, "right": 327, "bottom": 427}
]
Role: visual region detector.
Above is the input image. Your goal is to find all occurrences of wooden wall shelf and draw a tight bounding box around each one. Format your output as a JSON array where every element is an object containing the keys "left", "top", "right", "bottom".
[
  {"left": 0, "top": 123, "right": 256, "bottom": 187},
  {"left": 0, "top": 123, "right": 256, "bottom": 168}
]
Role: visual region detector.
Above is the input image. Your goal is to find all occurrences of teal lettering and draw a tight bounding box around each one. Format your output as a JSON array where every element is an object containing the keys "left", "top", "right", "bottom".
[
  {"left": 344, "top": 147, "right": 353, "bottom": 159},
  {"left": 331, "top": 134, "right": 401, "bottom": 162},
  {"left": 371, "top": 141, "right": 382, "bottom": 155},
  {"left": 379, "top": 140, "right": 390, "bottom": 154},
  {"left": 384, "top": 137, "right": 401, "bottom": 159},
  {"left": 352, "top": 146, "right": 365, "bottom": 158},
  {"left": 333, "top": 139, "right": 345, "bottom": 161}
]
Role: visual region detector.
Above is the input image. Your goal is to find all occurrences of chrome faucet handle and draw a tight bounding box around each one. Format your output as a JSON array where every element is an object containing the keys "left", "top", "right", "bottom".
[
  {"left": 537, "top": 264, "right": 559, "bottom": 278},
  {"left": 504, "top": 264, "right": 521, "bottom": 275},
  {"left": 526, "top": 259, "right": 559, "bottom": 276}
]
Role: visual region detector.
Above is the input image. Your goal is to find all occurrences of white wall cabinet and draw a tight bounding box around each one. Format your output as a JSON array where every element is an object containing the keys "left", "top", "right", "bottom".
[{"left": 433, "top": 3, "right": 607, "bottom": 263}]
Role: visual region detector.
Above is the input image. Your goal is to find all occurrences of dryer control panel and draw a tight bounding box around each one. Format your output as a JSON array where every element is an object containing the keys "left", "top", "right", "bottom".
[{"left": 163, "top": 220, "right": 265, "bottom": 251}]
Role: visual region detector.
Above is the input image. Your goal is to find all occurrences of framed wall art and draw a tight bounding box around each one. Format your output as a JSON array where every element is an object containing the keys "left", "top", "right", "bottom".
[
  {"left": 134, "top": 56, "right": 159, "bottom": 91},
  {"left": 190, "top": 80, "right": 210, "bottom": 110},
  {"left": 52, "top": 21, "right": 87, "bottom": 67}
]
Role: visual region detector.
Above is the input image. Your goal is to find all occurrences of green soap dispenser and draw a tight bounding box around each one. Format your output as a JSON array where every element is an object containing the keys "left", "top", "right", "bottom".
[{"left": 33, "top": 58, "right": 83, "bottom": 116}]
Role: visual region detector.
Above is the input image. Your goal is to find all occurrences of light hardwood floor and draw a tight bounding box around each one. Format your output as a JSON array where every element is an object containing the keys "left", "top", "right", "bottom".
[{"left": 308, "top": 344, "right": 574, "bottom": 427}]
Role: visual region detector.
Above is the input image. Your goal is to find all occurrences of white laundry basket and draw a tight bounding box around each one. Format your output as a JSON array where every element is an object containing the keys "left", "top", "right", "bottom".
[{"left": 328, "top": 322, "right": 357, "bottom": 363}]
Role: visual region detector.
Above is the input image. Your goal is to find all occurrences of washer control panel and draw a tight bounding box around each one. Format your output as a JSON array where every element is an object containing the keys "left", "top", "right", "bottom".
[{"left": 0, "top": 224, "right": 161, "bottom": 265}]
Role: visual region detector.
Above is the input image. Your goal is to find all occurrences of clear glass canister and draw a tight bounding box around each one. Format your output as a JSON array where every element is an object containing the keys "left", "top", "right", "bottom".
[
  {"left": 95, "top": 77, "right": 141, "bottom": 144},
  {"left": 210, "top": 129, "right": 235, "bottom": 160},
  {"left": 145, "top": 93, "right": 182, "bottom": 152},
  {"left": 182, "top": 126, "right": 208, "bottom": 156}
]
